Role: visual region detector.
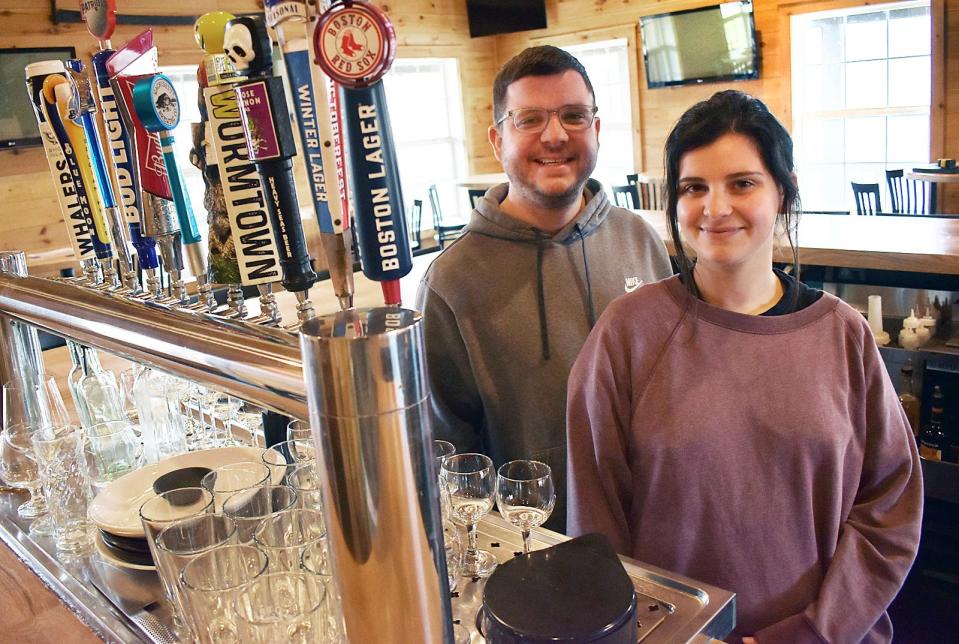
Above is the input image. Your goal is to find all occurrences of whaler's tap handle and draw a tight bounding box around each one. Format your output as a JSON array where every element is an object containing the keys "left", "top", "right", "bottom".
[
  {"left": 226, "top": 16, "right": 318, "bottom": 307},
  {"left": 43, "top": 75, "right": 114, "bottom": 264}
]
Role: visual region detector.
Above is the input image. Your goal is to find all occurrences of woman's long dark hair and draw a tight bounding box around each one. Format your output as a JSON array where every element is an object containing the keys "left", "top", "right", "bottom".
[{"left": 663, "top": 90, "right": 801, "bottom": 299}]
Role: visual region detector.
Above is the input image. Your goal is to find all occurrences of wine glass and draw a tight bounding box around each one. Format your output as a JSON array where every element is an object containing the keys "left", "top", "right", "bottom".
[
  {"left": 441, "top": 453, "right": 497, "bottom": 578},
  {"left": 495, "top": 460, "right": 555, "bottom": 555},
  {"left": 0, "top": 424, "right": 45, "bottom": 518},
  {"left": 286, "top": 419, "right": 313, "bottom": 443}
]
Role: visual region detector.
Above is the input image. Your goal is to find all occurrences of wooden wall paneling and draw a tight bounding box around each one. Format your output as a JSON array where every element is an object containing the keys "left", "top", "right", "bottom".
[{"left": 529, "top": 24, "right": 645, "bottom": 173}]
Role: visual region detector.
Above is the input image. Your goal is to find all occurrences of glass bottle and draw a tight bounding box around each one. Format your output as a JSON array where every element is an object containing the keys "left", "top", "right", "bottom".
[
  {"left": 66, "top": 341, "right": 124, "bottom": 429},
  {"left": 897, "top": 360, "right": 920, "bottom": 437},
  {"left": 918, "top": 385, "right": 946, "bottom": 461}
]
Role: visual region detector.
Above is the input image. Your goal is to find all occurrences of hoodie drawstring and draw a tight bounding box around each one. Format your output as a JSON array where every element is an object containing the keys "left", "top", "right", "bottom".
[
  {"left": 576, "top": 223, "right": 597, "bottom": 328},
  {"left": 535, "top": 232, "right": 550, "bottom": 360}
]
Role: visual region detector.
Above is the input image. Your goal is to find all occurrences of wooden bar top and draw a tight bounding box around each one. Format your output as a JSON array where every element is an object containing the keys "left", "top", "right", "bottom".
[
  {"left": 636, "top": 211, "right": 959, "bottom": 276},
  {"left": 0, "top": 540, "right": 102, "bottom": 643}
]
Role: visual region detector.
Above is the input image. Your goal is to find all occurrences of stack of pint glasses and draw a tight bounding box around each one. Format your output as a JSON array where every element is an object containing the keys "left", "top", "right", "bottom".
[{"left": 139, "top": 426, "right": 342, "bottom": 643}]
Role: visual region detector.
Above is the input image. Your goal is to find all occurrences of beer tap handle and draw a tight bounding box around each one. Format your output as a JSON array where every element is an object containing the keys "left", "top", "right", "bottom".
[
  {"left": 44, "top": 75, "right": 118, "bottom": 287},
  {"left": 65, "top": 57, "right": 140, "bottom": 292},
  {"left": 132, "top": 74, "right": 216, "bottom": 312},
  {"left": 226, "top": 16, "right": 317, "bottom": 322},
  {"left": 25, "top": 61, "right": 100, "bottom": 284},
  {"left": 91, "top": 47, "right": 161, "bottom": 295},
  {"left": 313, "top": 1, "right": 412, "bottom": 306},
  {"left": 266, "top": 0, "right": 355, "bottom": 310}
]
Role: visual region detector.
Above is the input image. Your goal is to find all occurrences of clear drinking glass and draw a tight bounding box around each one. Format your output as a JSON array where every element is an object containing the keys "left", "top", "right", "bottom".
[
  {"left": 300, "top": 538, "right": 345, "bottom": 640},
  {"left": 223, "top": 484, "right": 298, "bottom": 543},
  {"left": 118, "top": 366, "right": 142, "bottom": 423},
  {"left": 495, "top": 460, "right": 555, "bottom": 555},
  {"left": 0, "top": 424, "right": 47, "bottom": 519},
  {"left": 132, "top": 368, "right": 187, "bottom": 463},
  {"left": 140, "top": 488, "right": 215, "bottom": 637},
  {"left": 234, "top": 571, "right": 330, "bottom": 644},
  {"left": 3, "top": 377, "right": 70, "bottom": 432},
  {"left": 441, "top": 453, "right": 497, "bottom": 577},
  {"left": 287, "top": 463, "right": 324, "bottom": 511},
  {"left": 155, "top": 512, "right": 238, "bottom": 640},
  {"left": 286, "top": 419, "right": 313, "bottom": 443},
  {"left": 84, "top": 420, "right": 144, "bottom": 492},
  {"left": 31, "top": 425, "right": 94, "bottom": 555},
  {"left": 254, "top": 508, "right": 327, "bottom": 572},
  {"left": 262, "top": 440, "right": 315, "bottom": 484},
  {"left": 201, "top": 461, "right": 271, "bottom": 512},
  {"left": 234, "top": 403, "right": 265, "bottom": 448},
  {"left": 433, "top": 440, "right": 455, "bottom": 468},
  {"left": 180, "top": 543, "right": 269, "bottom": 644}
]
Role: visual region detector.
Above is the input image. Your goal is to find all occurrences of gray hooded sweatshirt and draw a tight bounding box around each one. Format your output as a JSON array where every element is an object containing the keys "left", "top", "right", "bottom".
[{"left": 415, "top": 179, "right": 672, "bottom": 531}]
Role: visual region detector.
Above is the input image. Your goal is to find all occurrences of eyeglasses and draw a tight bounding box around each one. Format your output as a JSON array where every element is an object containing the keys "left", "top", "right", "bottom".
[{"left": 495, "top": 105, "right": 598, "bottom": 133}]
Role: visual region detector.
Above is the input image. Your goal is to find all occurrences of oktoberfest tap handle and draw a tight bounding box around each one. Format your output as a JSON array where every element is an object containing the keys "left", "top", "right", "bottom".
[
  {"left": 133, "top": 74, "right": 217, "bottom": 310},
  {"left": 132, "top": 75, "right": 201, "bottom": 245},
  {"left": 25, "top": 61, "right": 99, "bottom": 283},
  {"left": 314, "top": 0, "right": 411, "bottom": 306},
  {"left": 225, "top": 15, "right": 317, "bottom": 301}
]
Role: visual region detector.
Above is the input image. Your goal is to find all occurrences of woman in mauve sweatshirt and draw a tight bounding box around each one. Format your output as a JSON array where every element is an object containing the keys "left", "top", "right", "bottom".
[{"left": 566, "top": 90, "right": 922, "bottom": 644}]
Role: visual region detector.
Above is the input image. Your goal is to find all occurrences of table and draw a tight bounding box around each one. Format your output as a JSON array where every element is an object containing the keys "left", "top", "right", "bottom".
[
  {"left": 453, "top": 173, "right": 507, "bottom": 190},
  {"left": 636, "top": 210, "right": 959, "bottom": 276},
  {"left": 905, "top": 170, "right": 959, "bottom": 213}
]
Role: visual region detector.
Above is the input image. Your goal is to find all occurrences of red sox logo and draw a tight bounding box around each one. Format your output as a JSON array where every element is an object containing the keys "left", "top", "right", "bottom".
[{"left": 314, "top": 2, "right": 396, "bottom": 88}]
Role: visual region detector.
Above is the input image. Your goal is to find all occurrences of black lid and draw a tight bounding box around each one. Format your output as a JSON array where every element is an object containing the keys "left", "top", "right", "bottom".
[{"left": 483, "top": 533, "right": 637, "bottom": 642}]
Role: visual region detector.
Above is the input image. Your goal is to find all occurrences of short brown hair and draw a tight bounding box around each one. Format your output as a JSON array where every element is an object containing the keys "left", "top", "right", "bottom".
[{"left": 492, "top": 46, "right": 595, "bottom": 125}]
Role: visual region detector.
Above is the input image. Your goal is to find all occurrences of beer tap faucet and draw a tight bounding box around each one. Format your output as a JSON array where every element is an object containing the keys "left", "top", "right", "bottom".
[{"left": 226, "top": 16, "right": 318, "bottom": 326}]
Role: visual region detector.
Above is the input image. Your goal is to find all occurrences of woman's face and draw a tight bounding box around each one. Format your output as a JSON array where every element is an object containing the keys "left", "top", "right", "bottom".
[{"left": 676, "top": 132, "right": 783, "bottom": 275}]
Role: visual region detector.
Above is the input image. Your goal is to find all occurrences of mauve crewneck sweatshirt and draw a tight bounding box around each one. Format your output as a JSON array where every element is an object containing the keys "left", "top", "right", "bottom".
[{"left": 567, "top": 275, "right": 922, "bottom": 643}]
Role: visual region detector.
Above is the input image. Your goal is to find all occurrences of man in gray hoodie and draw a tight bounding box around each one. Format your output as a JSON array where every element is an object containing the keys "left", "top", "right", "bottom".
[{"left": 416, "top": 46, "right": 671, "bottom": 532}]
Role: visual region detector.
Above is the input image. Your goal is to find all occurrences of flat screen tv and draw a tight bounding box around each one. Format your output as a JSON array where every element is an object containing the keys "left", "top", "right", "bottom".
[
  {"left": 640, "top": 1, "right": 759, "bottom": 89},
  {"left": 0, "top": 47, "right": 77, "bottom": 149},
  {"left": 467, "top": 0, "right": 547, "bottom": 38}
]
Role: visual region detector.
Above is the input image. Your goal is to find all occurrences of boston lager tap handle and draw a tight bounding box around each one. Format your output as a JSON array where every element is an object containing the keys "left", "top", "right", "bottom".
[
  {"left": 314, "top": 1, "right": 411, "bottom": 305},
  {"left": 226, "top": 15, "right": 317, "bottom": 297}
]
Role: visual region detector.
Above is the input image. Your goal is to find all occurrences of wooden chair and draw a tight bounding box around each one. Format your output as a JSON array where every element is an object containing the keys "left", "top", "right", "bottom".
[
  {"left": 408, "top": 199, "right": 423, "bottom": 250},
  {"left": 851, "top": 182, "right": 882, "bottom": 215},
  {"left": 612, "top": 184, "right": 639, "bottom": 209},
  {"left": 625, "top": 173, "right": 639, "bottom": 185},
  {"left": 885, "top": 169, "right": 930, "bottom": 215},
  {"left": 635, "top": 177, "right": 665, "bottom": 210},
  {"left": 467, "top": 188, "right": 486, "bottom": 209},
  {"left": 427, "top": 184, "right": 466, "bottom": 249}
]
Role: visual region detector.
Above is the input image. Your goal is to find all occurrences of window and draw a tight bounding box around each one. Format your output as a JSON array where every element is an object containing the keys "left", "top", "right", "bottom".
[
  {"left": 790, "top": 1, "right": 931, "bottom": 212},
  {"left": 562, "top": 39, "right": 634, "bottom": 189},
  {"left": 383, "top": 58, "right": 469, "bottom": 225}
]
